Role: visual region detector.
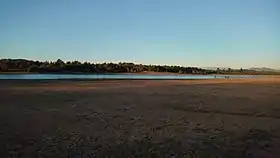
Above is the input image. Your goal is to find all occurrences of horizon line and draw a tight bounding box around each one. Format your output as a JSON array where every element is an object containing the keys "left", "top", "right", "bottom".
[{"left": 1, "top": 58, "right": 279, "bottom": 70}]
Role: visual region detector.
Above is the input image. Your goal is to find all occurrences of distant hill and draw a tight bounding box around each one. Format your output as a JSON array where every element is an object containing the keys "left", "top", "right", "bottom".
[
  {"left": 249, "top": 67, "right": 279, "bottom": 72},
  {"left": 203, "top": 66, "right": 280, "bottom": 72}
]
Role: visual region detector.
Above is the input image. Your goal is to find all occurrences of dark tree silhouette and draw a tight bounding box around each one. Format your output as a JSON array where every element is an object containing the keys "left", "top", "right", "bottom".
[{"left": 0, "top": 58, "right": 267, "bottom": 75}]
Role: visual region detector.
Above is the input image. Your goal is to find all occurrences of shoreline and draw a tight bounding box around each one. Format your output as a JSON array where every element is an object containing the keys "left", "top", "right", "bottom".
[
  {"left": 0, "top": 75, "right": 279, "bottom": 81},
  {"left": 1, "top": 71, "right": 279, "bottom": 76}
]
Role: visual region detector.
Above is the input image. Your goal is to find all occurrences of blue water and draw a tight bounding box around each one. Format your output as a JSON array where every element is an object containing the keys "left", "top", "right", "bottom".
[{"left": 0, "top": 74, "right": 261, "bottom": 80}]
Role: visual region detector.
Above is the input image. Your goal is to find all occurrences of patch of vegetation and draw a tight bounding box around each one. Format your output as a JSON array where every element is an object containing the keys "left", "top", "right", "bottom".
[{"left": 1, "top": 58, "right": 274, "bottom": 75}]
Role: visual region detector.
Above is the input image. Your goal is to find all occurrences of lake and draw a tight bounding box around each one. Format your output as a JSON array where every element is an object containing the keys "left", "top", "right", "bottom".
[{"left": 0, "top": 74, "right": 261, "bottom": 80}]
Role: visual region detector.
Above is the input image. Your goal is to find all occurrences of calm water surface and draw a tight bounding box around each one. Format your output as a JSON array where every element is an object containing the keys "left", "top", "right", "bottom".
[{"left": 0, "top": 74, "right": 261, "bottom": 80}]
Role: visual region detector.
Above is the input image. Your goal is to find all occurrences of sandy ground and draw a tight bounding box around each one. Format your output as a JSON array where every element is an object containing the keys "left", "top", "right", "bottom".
[{"left": 1, "top": 77, "right": 280, "bottom": 157}]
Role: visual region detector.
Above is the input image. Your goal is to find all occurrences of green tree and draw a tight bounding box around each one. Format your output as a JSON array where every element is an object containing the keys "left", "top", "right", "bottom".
[{"left": 55, "top": 59, "right": 65, "bottom": 67}]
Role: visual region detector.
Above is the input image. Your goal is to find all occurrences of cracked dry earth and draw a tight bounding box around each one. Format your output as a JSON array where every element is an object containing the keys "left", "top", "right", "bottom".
[{"left": 0, "top": 79, "right": 280, "bottom": 157}]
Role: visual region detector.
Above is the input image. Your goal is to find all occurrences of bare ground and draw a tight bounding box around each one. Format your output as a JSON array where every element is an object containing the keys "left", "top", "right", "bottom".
[{"left": 0, "top": 78, "right": 280, "bottom": 157}]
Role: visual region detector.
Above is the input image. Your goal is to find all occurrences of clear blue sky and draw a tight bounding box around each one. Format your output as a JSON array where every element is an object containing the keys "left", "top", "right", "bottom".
[{"left": 0, "top": 0, "right": 279, "bottom": 68}]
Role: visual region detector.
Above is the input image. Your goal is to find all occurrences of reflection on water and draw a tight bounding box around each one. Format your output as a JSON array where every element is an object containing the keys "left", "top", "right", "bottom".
[{"left": 0, "top": 74, "right": 261, "bottom": 80}]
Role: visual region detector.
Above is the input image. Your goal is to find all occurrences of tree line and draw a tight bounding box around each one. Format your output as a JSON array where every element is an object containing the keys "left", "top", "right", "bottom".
[{"left": 0, "top": 58, "right": 260, "bottom": 75}]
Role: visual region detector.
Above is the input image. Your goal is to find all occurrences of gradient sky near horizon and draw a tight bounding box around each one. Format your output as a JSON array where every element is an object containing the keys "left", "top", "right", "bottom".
[{"left": 0, "top": 0, "right": 279, "bottom": 68}]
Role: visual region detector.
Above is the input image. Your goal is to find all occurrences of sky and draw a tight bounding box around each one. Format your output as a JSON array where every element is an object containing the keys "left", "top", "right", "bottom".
[{"left": 0, "top": 0, "right": 279, "bottom": 69}]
